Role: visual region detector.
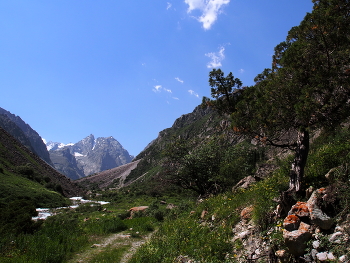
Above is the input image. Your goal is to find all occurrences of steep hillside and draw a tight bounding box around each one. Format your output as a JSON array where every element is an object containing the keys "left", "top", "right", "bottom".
[
  {"left": 0, "top": 107, "right": 53, "bottom": 166},
  {"left": 0, "top": 126, "right": 84, "bottom": 198}
]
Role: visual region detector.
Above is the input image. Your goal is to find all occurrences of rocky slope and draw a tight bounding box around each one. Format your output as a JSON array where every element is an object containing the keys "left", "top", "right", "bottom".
[
  {"left": 48, "top": 134, "right": 133, "bottom": 180},
  {"left": 0, "top": 107, "right": 53, "bottom": 166},
  {"left": 76, "top": 159, "right": 141, "bottom": 190}
]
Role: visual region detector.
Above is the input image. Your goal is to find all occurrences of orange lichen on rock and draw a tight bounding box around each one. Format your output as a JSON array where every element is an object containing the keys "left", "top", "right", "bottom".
[
  {"left": 289, "top": 201, "right": 309, "bottom": 217},
  {"left": 283, "top": 215, "right": 301, "bottom": 231}
]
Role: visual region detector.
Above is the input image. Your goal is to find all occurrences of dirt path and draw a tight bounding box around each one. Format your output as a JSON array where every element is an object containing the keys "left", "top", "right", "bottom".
[{"left": 67, "top": 231, "right": 152, "bottom": 263}]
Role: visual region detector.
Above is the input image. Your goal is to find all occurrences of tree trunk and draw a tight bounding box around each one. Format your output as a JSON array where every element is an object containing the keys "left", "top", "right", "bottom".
[{"left": 289, "top": 129, "right": 309, "bottom": 193}]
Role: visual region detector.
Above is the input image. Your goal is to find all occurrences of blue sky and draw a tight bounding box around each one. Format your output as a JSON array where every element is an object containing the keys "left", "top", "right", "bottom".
[{"left": 0, "top": 1, "right": 313, "bottom": 156}]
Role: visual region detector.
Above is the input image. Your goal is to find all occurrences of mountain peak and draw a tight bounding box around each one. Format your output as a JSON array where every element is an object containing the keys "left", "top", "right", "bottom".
[{"left": 47, "top": 134, "right": 133, "bottom": 179}]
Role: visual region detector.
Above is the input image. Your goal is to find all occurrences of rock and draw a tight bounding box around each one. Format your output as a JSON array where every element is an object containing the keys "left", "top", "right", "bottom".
[
  {"left": 91, "top": 244, "right": 101, "bottom": 248},
  {"left": 232, "top": 176, "right": 256, "bottom": 191},
  {"left": 305, "top": 186, "right": 314, "bottom": 199},
  {"left": 312, "top": 240, "right": 320, "bottom": 249},
  {"left": 174, "top": 255, "right": 198, "bottom": 263},
  {"left": 316, "top": 252, "right": 328, "bottom": 261},
  {"left": 288, "top": 201, "right": 309, "bottom": 218},
  {"left": 283, "top": 215, "right": 300, "bottom": 231},
  {"left": 240, "top": 206, "right": 254, "bottom": 221},
  {"left": 327, "top": 252, "right": 335, "bottom": 260},
  {"left": 283, "top": 222, "right": 313, "bottom": 256},
  {"left": 316, "top": 252, "right": 335, "bottom": 261},
  {"left": 307, "top": 189, "right": 333, "bottom": 230},
  {"left": 339, "top": 255, "right": 348, "bottom": 262},
  {"left": 275, "top": 250, "right": 289, "bottom": 263},
  {"left": 129, "top": 206, "right": 149, "bottom": 218},
  {"left": 166, "top": 203, "right": 177, "bottom": 209},
  {"left": 325, "top": 167, "right": 338, "bottom": 181},
  {"left": 329, "top": 231, "right": 343, "bottom": 243},
  {"left": 237, "top": 230, "right": 251, "bottom": 240},
  {"left": 129, "top": 206, "right": 149, "bottom": 212}
]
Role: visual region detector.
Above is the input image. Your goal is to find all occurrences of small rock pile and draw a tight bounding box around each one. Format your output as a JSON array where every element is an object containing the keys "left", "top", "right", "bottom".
[{"left": 278, "top": 188, "right": 350, "bottom": 262}]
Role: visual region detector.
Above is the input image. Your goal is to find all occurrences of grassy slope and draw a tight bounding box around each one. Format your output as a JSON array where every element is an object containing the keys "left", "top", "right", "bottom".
[{"left": 128, "top": 127, "right": 350, "bottom": 262}]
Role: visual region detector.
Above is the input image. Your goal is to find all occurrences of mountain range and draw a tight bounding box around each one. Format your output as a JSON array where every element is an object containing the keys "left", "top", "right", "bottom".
[{"left": 47, "top": 134, "right": 134, "bottom": 180}]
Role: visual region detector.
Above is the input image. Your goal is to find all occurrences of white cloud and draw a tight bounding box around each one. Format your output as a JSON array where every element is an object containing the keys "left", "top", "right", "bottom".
[
  {"left": 239, "top": 69, "right": 245, "bottom": 74},
  {"left": 188, "top": 89, "right": 199, "bottom": 98},
  {"left": 152, "top": 85, "right": 172, "bottom": 93},
  {"left": 184, "top": 0, "right": 230, "bottom": 30},
  {"left": 153, "top": 85, "right": 162, "bottom": 92},
  {"left": 173, "top": 97, "right": 180, "bottom": 100},
  {"left": 164, "top": 88, "right": 172, "bottom": 93},
  {"left": 205, "top": 46, "right": 225, "bottom": 68},
  {"left": 175, "top": 77, "right": 184, "bottom": 84},
  {"left": 167, "top": 2, "right": 172, "bottom": 10}
]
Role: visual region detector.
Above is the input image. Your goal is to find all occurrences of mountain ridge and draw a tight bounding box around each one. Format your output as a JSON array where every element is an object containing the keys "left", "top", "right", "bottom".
[
  {"left": 0, "top": 107, "right": 53, "bottom": 166},
  {"left": 48, "top": 134, "right": 134, "bottom": 180}
]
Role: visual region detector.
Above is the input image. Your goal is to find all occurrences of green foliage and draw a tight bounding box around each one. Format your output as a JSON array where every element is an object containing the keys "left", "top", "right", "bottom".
[
  {"left": 305, "top": 127, "right": 350, "bottom": 188},
  {"left": 220, "top": 140, "right": 265, "bottom": 185},
  {"left": 202, "top": 68, "right": 243, "bottom": 115},
  {"left": 0, "top": 171, "right": 68, "bottom": 208},
  {"left": 0, "top": 199, "right": 41, "bottom": 236},
  {"left": 0, "top": 213, "right": 88, "bottom": 263},
  {"left": 163, "top": 136, "right": 265, "bottom": 196}
]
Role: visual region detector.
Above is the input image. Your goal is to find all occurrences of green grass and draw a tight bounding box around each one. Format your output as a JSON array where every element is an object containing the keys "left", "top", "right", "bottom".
[
  {"left": 89, "top": 244, "right": 131, "bottom": 263},
  {"left": 0, "top": 170, "right": 68, "bottom": 208}
]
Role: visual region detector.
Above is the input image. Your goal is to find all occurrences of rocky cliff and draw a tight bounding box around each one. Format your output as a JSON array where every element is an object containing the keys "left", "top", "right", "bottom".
[
  {"left": 0, "top": 107, "right": 53, "bottom": 166},
  {"left": 48, "top": 134, "right": 133, "bottom": 179}
]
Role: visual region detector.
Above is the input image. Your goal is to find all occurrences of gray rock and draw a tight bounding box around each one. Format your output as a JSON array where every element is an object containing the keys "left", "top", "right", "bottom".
[
  {"left": 307, "top": 189, "right": 333, "bottom": 230},
  {"left": 283, "top": 222, "right": 313, "bottom": 256}
]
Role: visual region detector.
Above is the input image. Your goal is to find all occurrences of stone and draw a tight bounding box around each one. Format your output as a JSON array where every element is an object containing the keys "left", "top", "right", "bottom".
[
  {"left": 307, "top": 189, "right": 334, "bottom": 230},
  {"left": 329, "top": 231, "right": 343, "bottom": 243},
  {"left": 275, "top": 250, "right": 289, "bottom": 263},
  {"left": 232, "top": 176, "right": 256, "bottom": 191},
  {"left": 288, "top": 201, "right": 309, "bottom": 218},
  {"left": 129, "top": 206, "right": 149, "bottom": 218},
  {"left": 339, "top": 255, "right": 348, "bottom": 262},
  {"left": 312, "top": 240, "right": 320, "bottom": 249},
  {"left": 129, "top": 206, "right": 149, "bottom": 212},
  {"left": 283, "top": 214, "right": 301, "bottom": 231},
  {"left": 166, "top": 203, "right": 177, "bottom": 209},
  {"left": 283, "top": 222, "right": 313, "bottom": 256},
  {"left": 237, "top": 230, "right": 250, "bottom": 239},
  {"left": 327, "top": 252, "right": 335, "bottom": 260},
  {"left": 316, "top": 252, "right": 328, "bottom": 261},
  {"left": 240, "top": 206, "right": 254, "bottom": 221}
]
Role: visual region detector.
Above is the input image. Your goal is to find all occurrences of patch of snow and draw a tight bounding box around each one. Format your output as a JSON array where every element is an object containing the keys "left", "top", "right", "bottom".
[{"left": 74, "top": 152, "right": 84, "bottom": 157}]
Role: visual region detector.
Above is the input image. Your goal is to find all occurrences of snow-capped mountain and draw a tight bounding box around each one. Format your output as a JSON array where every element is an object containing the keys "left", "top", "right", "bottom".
[
  {"left": 47, "top": 134, "right": 133, "bottom": 180},
  {"left": 45, "top": 141, "right": 74, "bottom": 151}
]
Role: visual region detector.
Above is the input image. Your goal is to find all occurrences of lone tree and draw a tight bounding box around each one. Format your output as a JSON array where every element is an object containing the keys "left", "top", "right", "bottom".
[{"left": 203, "top": 0, "right": 350, "bottom": 193}]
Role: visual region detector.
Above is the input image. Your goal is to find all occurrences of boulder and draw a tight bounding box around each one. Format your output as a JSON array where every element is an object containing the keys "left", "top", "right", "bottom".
[
  {"left": 283, "top": 222, "right": 313, "bottom": 256},
  {"left": 283, "top": 215, "right": 300, "bottom": 231},
  {"left": 232, "top": 176, "right": 256, "bottom": 191},
  {"left": 288, "top": 201, "right": 309, "bottom": 218},
  {"left": 240, "top": 206, "right": 254, "bottom": 221},
  {"left": 307, "top": 189, "right": 333, "bottom": 230}
]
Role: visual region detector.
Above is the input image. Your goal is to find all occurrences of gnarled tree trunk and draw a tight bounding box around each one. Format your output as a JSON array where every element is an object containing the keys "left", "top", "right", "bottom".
[{"left": 289, "top": 129, "right": 309, "bottom": 193}]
